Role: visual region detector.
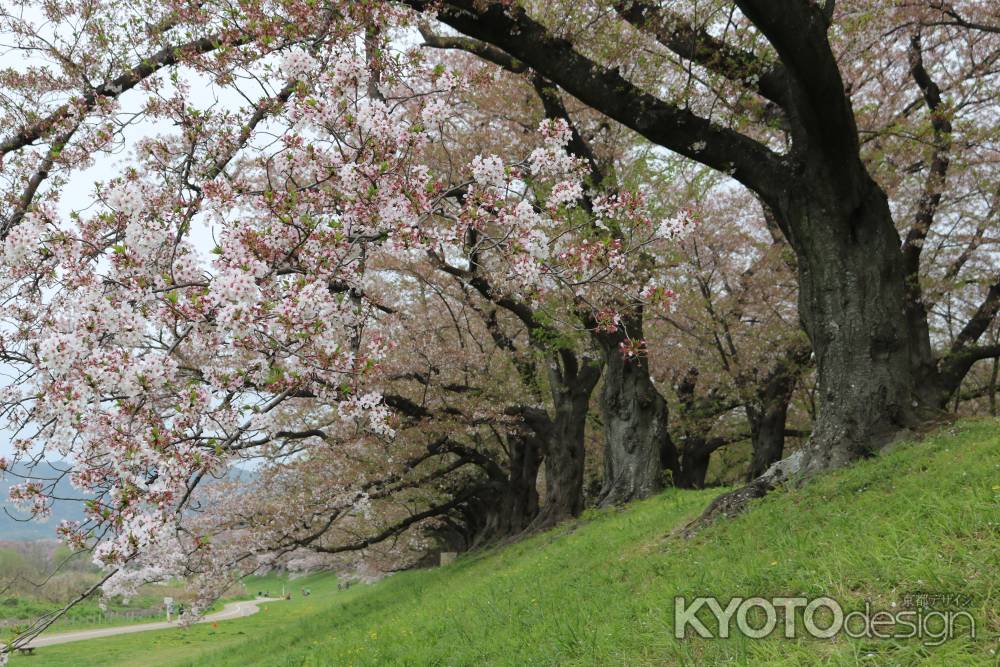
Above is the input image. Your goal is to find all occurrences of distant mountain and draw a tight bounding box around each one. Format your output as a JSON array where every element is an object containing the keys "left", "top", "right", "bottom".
[
  {"left": 0, "top": 461, "right": 256, "bottom": 541},
  {"left": 0, "top": 460, "right": 88, "bottom": 541}
]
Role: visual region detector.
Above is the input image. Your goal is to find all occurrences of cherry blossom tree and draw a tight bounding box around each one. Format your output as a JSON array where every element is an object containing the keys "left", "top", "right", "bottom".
[
  {"left": 0, "top": 2, "right": 470, "bottom": 647},
  {"left": 0, "top": 2, "right": 685, "bottom": 648},
  {"left": 401, "top": 0, "right": 1000, "bottom": 505},
  {"left": 2, "top": 1, "right": 1000, "bottom": 654}
]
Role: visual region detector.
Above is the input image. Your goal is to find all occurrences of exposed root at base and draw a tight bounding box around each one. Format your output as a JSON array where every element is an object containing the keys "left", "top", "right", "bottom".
[
  {"left": 676, "top": 449, "right": 807, "bottom": 538},
  {"left": 675, "top": 479, "right": 774, "bottom": 538}
]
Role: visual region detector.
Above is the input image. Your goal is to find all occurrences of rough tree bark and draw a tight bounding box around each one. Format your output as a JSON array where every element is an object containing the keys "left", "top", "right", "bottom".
[
  {"left": 499, "top": 431, "right": 542, "bottom": 535},
  {"left": 745, "top": 342, "right": 811, "bottom": 479},
  {"left": 991, "top": 355, "right": 999, "bottom": 417},
  {"left": 676, "top": 436, "right": 713, "bottom": 489},
  {"left": 464, "top": 440, "right": 540, "bottom": 546},
  {"left": 523, "top": 352, "right": 602, "bottom": 530},
  {"left": 772, "top": 176, "right": 921, "bottom": 475},
  {"left": 436, "top": 259, "right": 601, "bottom": 532},
  {"left": 670, "top": 368, "right": 741, "bottom": 489},
  {"left": 433, "top": 431, "right": 543, "bottom": 549},
  {"left": 592, "top": 312, "right": 675, "bottom": 505},
  {"left": 422, "top": 0, "right": 915, "bottom": 481},
  {"left": 746, "top": 401, "right": 789, "bottom": 481}
]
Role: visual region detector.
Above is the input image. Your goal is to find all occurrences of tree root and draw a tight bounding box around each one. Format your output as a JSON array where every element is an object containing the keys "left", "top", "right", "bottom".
[{"left": 676, "top": 449, "right": 806, "bottom": 538}]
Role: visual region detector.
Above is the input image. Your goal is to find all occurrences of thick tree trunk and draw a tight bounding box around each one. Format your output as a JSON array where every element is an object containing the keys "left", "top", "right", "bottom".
[
  {"left": 990, "top": 355, "right": 999, "bottom": 417},
  {"left": 593, "top": 313, "right": 675, "bottom": 506},
  {"left": 777, "top": 176, "right": 924, "bottom": 476},
  {"left": 452, "top": 432, "right": 543, "bottom": 549},
  {"left": 527, "top": 354, "right": 601, "bottom": 530},
  {"left": 746, "top": 402, "right": 788, "bottom": 481},
  {"left": 676, "top": 437, "right": 712, "bottom": 489},
  {"left": 466, "top": 496, "right": 501, "bottom": 549},
  {"left": 745, "top": 342, "right": 807, "bottom": 480},
  {"left": 660, "top": 430, "right": 679, "bottom": 484},
  {"left": 441, "top": 428, "right": 543, "bottom": 549},
  {"left": 498, "top": 432, "right": 542, "bottom": 535},
  {"left": 684, "top": 177, "right": 935, "bottom": 534},
  {"left": 671, "top": 367, "right": 730, "bottom": 489}
]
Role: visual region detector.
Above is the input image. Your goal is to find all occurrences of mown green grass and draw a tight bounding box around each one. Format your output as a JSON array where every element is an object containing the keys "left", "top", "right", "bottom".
[
  {"left": 17, "top": 571, "right": 341, "bottom": 667},
  {"left": 2, "top": 576, "right": 252, "bottom": 636},
  {"left": 22, "top": 419, "right": 1000, "bottom": 666}
]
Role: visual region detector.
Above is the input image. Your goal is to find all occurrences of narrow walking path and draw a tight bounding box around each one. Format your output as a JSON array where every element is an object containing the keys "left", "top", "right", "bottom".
[{"left": 24, "top": 597, "right": 281, "bottom": 648}]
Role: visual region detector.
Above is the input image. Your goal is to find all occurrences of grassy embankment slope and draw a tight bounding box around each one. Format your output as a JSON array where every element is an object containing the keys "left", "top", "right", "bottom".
[{"left": 23, "top": 419, "right": 1000, "bottom": 666}]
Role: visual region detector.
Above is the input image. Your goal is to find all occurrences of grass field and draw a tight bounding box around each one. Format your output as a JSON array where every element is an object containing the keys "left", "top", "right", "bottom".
[
  {"left": 1, "top": 576, "right": 252, "bottom": 636},
  {"left": 16, "top": 418, "right": 1000, "bottom": 666}
]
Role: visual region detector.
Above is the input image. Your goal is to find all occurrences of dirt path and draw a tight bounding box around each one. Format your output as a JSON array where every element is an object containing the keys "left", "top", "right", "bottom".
[{"left": 24, "top": 597, "right": 281, "bottom": 649}]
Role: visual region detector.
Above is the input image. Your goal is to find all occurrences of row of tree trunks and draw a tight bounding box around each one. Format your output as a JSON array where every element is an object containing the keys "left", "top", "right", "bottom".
[
  {"left": 458, "top": 333, "right": 808, "bottom": 543},
  {"left": 450, "top": 347, "right": 600, "bottom": 543},
  {"left": 457, "top": 186, "right": 942, "bottom": 532},
  {"left": 423, "top": 1, "right": 975, "bottom": 480},
  {"left": 413, "top": 0, "right": 1000, "bottom": 539},
  {"left": 459, "top": 431, "right": 543, "bottom": 548}
]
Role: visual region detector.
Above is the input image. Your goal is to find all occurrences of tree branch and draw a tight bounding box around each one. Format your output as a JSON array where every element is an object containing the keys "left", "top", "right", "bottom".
[
  {"left": 900, "top": 32, "right": 953, "bottom": 281},
  {"left": 925, "top": 3, "right": 1000, "bottom": 35},
  {"left": 419, "top": 23, "right": 527, "bottom": 74},
  {"left": 312, "top": 487, "right": 482, "bottom": 554},
  {"left": 2, "top": 126, "right": 79, "bottom": 238},
  {"left": 950, "top": 275, "right": 1000, "bottom": 354},
  {"left": 409, "top": 0, "right": 789, "bottom": 200},
  {"left": 734, "top": 0, "right": 860, "bottom": 163},
  {"left": 612, "top": 0, "right": 789, "bottom": 108},
  {"left": 0, "top": 32, "right": 251, "bottom": 159}
]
